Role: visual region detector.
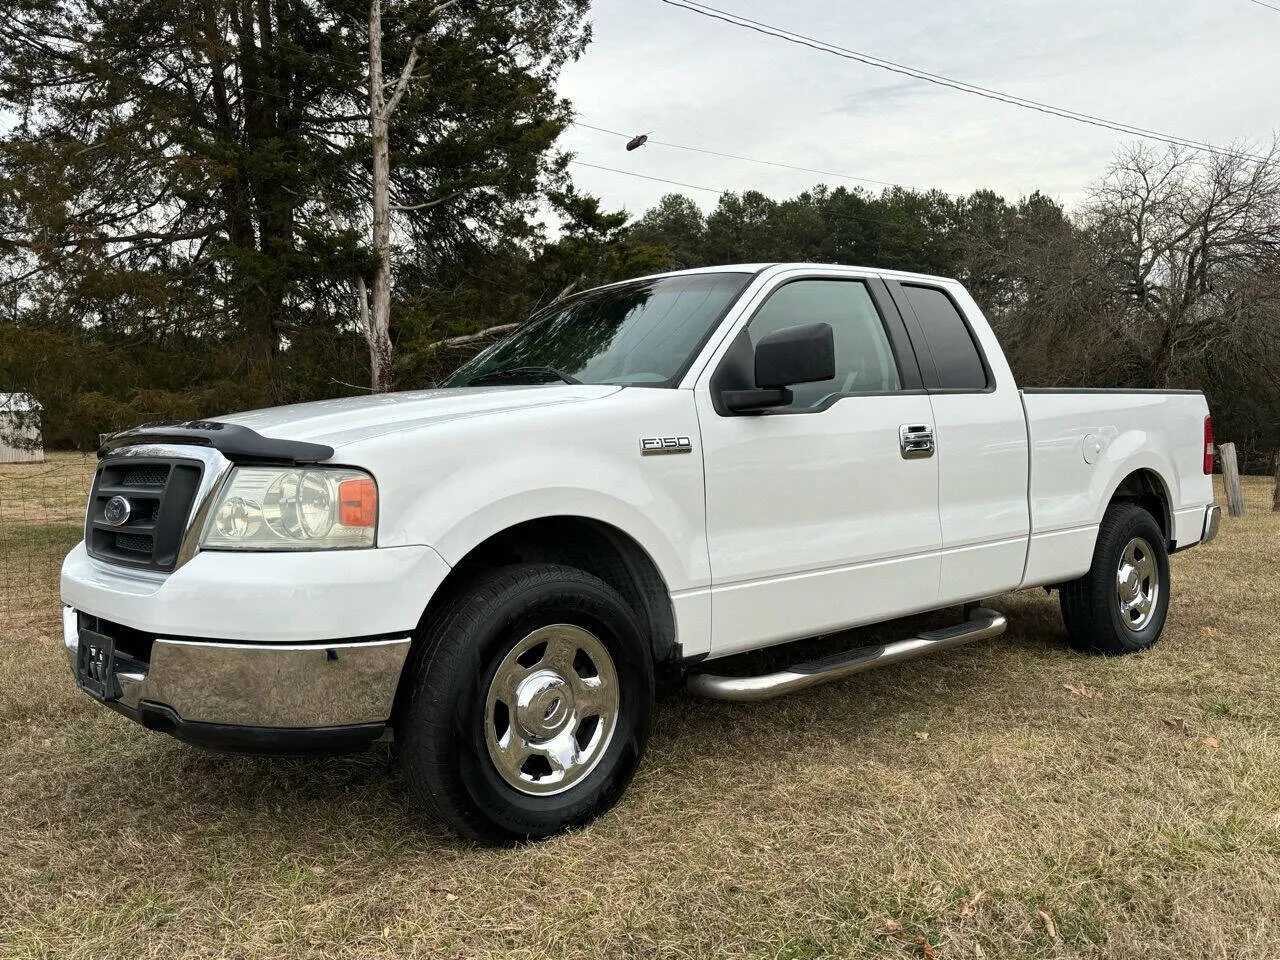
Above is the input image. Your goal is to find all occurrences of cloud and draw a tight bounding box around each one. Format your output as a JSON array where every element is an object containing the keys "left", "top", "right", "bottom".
[
  {"left": 558, "top": 0, "right": 1278, "bottom": 217},
  {"left": 837, "top": 81, "right": 926, "bottom": 116}
]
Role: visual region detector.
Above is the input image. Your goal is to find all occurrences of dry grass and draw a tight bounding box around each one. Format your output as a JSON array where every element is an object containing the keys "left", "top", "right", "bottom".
[
  {"left": 1, "top": 474, "right": 1278, "bottom": 959},
  {"left": 0, "top": 453, "right": 98, "bottom": 625}
]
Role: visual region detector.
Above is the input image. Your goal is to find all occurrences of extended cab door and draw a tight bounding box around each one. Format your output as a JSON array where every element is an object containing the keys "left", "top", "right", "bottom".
[
  {"left": 884, "top": 279, "right": 1030, "bottom": 604},
  {"left": 694, "top": 269, "right": 943, "bottom": 657}
]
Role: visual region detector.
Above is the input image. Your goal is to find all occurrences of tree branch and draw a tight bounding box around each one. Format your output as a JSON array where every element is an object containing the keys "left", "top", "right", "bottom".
[
  {"left": 389, "top": 168, "right": 504, "bottom": 212},
  {"left": 315, "top": 181, "right": 372, "bottom": 340},
  {"left": 381, "top": 0, "right": 457, "bottom": 119},
  {"left": 389, "top": 188, "right": 468, "bottom": 211},
  {"left": 15, "top": 222, "right": 228, "bottom": 250},
  {"left": 420, "top": 322, "right": 519, "bottom": 355}
]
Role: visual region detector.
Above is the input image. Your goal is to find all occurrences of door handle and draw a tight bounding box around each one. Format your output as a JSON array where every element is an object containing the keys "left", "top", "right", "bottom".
[{"left": 899, "top": 423, "right": 935, "bottom": 459}]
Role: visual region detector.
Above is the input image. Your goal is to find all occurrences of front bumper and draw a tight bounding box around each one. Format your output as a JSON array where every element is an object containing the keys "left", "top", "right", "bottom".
[
  {"left": 61, "top": 540, "right": 450, "bottom": 643},
  {"left": 63, "top": 606, "right": 411, "bottom": 753}
]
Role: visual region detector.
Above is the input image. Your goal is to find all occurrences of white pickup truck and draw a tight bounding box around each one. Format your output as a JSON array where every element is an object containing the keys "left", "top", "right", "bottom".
[{"left": 61, "top": 263, "right": 1220, "bottom": 842}]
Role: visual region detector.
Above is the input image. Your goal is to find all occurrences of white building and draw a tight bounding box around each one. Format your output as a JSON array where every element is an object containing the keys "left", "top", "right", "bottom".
[{"left": 0, "top": 393, "right": 44, "bottom": 464}]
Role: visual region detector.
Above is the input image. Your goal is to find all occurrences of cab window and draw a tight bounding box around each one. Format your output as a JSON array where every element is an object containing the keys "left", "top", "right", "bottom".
[
  {"left": 746, "top": 279, "right": 901, "bottom": 409},
  {"left": 901, "top": 284, "right": 988, "bottom": 390}
]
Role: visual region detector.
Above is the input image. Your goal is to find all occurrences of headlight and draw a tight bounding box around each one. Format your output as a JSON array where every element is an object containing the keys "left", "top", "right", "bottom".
[{"left": 200, "top": 467, "right": 377, "bottom": 551}]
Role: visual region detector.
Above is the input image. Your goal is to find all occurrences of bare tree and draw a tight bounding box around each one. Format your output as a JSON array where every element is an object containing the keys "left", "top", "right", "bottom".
[
  {"left": 1085, "top": 140, "right": 1280, "bottom": 386},
  {"left": 364, "top": 0, "right": 459, "bottom": 393},
  {"left": 953, "top": 142, "right": 1280, "bottom": 466}
]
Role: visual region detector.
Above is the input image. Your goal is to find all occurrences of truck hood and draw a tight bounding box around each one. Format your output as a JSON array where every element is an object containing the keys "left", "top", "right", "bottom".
[{"left": 218, "top": 384, "right": 622, "bottom": 449}]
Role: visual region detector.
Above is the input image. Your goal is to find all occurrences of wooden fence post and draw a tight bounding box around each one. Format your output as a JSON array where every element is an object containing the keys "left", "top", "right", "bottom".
[
  {"left": 1272, "top": 451, "right": 1280, "bottom": 513},
  {"left": 1219, "top": 441, "right": 1246, "bottom": 517}
]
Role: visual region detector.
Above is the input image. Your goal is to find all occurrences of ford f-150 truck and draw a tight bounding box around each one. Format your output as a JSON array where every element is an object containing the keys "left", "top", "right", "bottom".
[{"left": 61, "top": 263, "right": 1220, "bottom": 843}]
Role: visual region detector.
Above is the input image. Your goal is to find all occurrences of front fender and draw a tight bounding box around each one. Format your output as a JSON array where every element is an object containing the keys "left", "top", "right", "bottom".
[
  {"left": 424, "top": 472, "right": 708, "bottom": 593},
  {"left": 354, "top": 388, "right": 709, "bottom": 594}
]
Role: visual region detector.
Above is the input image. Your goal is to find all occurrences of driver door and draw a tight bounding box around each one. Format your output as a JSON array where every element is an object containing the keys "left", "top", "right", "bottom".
[{"left": 696, "top": 272, "right": 943, "bottom": 656}]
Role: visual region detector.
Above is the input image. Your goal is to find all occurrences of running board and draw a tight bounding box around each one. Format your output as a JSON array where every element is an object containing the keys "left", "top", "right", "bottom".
[{"left": 685, "top": 607, "right": 1007, "bottom": 702}]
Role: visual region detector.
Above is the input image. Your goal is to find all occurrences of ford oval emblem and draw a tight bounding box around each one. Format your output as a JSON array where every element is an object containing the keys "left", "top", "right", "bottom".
[{"left": 103, "top": 495, "right": 132, "bottom": 527}]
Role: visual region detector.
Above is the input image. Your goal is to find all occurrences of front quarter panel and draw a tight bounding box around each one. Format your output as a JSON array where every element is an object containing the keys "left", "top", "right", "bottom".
[{"left": 343, "top": 388, "right": 710, "bottom": 648}]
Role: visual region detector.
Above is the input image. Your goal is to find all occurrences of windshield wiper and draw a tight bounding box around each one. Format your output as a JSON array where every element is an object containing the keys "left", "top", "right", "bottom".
[{"left": 469, "top": 365, "right": 582, "bottom": 386}]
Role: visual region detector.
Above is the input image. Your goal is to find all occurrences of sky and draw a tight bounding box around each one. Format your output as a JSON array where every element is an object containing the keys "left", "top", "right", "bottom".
[{"left": 555, "top": 0, "right": 1280, "bottom": 217}]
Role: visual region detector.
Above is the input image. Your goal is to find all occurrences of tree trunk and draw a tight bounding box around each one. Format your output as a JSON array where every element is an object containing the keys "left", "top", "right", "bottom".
[{"left": 367, "top": 0, "right": 395, "bottom": 394}]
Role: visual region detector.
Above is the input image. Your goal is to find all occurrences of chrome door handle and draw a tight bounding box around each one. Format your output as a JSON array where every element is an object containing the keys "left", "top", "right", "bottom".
[{"left": 899, "top": 423, "right": 935, "bottom": 459}]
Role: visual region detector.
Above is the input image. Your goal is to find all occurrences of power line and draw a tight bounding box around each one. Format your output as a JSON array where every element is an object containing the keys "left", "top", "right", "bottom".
[
  {"left": 568, "top": 160, "right": 724, "bottom": 194},
  {"left": 1246, "top": 0, "right": 1280, "bottom": 12},
  {"left": 573, "top": 120, "right": 926, "bottom": 192},
  {"left": 659, "top": 0, "right": 1269, "bottom": 164}
]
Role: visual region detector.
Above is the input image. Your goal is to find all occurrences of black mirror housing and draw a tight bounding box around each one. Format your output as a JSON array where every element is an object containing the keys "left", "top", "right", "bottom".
[
  {"left": 721, "top": 387, "right": 792, "bottom": 412},
  {"left": 754, "top": 322, "right": 835, "bottom": 390}
]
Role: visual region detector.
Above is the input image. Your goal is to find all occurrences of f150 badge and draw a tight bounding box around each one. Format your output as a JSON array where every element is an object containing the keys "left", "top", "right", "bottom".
[{"left": 639, "top": 436, "right": 693, "bottom": 455}]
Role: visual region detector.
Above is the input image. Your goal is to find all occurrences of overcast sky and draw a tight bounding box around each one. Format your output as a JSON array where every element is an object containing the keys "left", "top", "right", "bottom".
[{"left": 556, "top": 0, "right": 1280, "bottom": 218}]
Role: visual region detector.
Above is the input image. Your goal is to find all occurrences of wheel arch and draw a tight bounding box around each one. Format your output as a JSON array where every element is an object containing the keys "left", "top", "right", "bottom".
[
  {"left": 1106, "top": 467, "right": 1173, "bottom": 546},
  {"left": 397, "top": 516, "right": 678, "bottom": 714}
]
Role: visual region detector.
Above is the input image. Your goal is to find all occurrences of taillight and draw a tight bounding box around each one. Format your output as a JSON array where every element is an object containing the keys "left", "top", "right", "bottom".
[{"left": 1203, "top": 416, "right": 1214, "bottom": 474}]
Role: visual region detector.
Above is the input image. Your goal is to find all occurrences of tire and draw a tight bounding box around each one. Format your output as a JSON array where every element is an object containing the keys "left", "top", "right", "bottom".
[
  {"left": 395, "top": 563, "right": 654, "bottom": 844},
  {"left": 1060, "top": 502, "right": 1171, "bottom": 655}
]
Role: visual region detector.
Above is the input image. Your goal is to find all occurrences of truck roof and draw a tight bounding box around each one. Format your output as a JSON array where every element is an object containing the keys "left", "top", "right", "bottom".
[{"left": 632, "top": 262, "right": 961, "bottom": 287}]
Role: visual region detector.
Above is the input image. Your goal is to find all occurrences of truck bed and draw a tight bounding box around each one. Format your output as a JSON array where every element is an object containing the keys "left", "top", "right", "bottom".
[{"left": 1019, "top": 388, "right": 1213, "bottom": 588}]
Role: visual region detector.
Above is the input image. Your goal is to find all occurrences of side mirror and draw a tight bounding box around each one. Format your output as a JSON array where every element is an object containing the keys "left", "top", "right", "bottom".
[
  {"left": 755, "top": 322, "right": 835, "bottom": 389},
  {"left": 722, "top": 322, "right": 835, "bottom": 413}
]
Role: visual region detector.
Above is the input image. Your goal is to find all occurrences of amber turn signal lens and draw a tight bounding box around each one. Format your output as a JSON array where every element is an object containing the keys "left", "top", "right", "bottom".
[{"left": 338, "top": 477, "right": 377, "bottom": 527}]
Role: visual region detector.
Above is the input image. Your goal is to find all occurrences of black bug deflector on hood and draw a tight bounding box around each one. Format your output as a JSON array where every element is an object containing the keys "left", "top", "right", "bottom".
[{"left": 98, "top": 420, "right": 335, "bottom": 465}]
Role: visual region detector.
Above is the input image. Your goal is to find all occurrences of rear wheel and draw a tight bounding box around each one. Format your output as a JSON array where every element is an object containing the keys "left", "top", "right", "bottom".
[
  {"left": 1060, "top": 503, "right": 1170, "bottom": 655},
  {"left": 396, "top": 563, "right": 653, "bottom": 844}
]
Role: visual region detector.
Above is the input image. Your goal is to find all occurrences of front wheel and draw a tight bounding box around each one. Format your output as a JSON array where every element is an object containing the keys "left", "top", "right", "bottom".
[
  {"left": 1060, "top": 502, "right": 1171, "bottom": 655},
  {"left": 396, "top": 564, "right": 654, "bottom": 844}
]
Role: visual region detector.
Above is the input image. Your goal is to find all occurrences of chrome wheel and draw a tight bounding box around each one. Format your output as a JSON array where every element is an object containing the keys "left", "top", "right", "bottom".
[
  {"left": 483, "top": 624, "right": 619, "bottom": 796},
  {"left": 1116, "top": 536, "right": 1159, "bottom": 631}
]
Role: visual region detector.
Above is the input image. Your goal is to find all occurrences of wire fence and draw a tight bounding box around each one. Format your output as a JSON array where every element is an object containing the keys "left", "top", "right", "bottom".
[{"left": 0, "top": 453, "right": 97, "bottom": 629}]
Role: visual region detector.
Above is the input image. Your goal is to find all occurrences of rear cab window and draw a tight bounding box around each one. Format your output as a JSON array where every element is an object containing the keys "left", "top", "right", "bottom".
[{"left": 899, "top": 284, "right": 989, "bottom": 391}]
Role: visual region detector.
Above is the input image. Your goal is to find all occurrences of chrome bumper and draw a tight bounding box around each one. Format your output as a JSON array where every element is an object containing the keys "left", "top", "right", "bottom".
[
  {"left": 1201, "top": 504, "right": 1222, "bottom": 545},
  {"left": 64, "top": 606, "right": 410, "bottom": 736}
]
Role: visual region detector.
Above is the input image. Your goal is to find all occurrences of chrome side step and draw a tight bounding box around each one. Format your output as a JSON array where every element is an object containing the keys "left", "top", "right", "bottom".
[{"left": 685, "top": 607, "right": 1007, "bottom": 702}]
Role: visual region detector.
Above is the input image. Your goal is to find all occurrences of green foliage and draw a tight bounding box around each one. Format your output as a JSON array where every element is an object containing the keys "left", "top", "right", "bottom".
[
  {"left": 0, "top": 0, "right": 590, "bottom": 438},
  {"left": 626, "top": 185, "right": 961, "bottom": 275},
  {"left": 629, "top": 194, "right": 706, "bottom": 269}
]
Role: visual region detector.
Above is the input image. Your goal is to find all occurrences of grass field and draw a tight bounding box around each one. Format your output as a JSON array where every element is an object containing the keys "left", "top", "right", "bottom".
[{"left": 2, "top": 460, "right": 1278, "bottom": 959}]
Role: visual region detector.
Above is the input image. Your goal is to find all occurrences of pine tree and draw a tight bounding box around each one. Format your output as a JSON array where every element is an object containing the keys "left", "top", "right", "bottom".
[{"left": 0, "top": 0, "right": 590, "bottom": 400}]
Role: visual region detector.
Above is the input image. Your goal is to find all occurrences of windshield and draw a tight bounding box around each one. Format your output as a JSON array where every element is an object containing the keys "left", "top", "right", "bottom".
[{"left": 445, "top": 272, "right": 753, "bottom": 388}]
